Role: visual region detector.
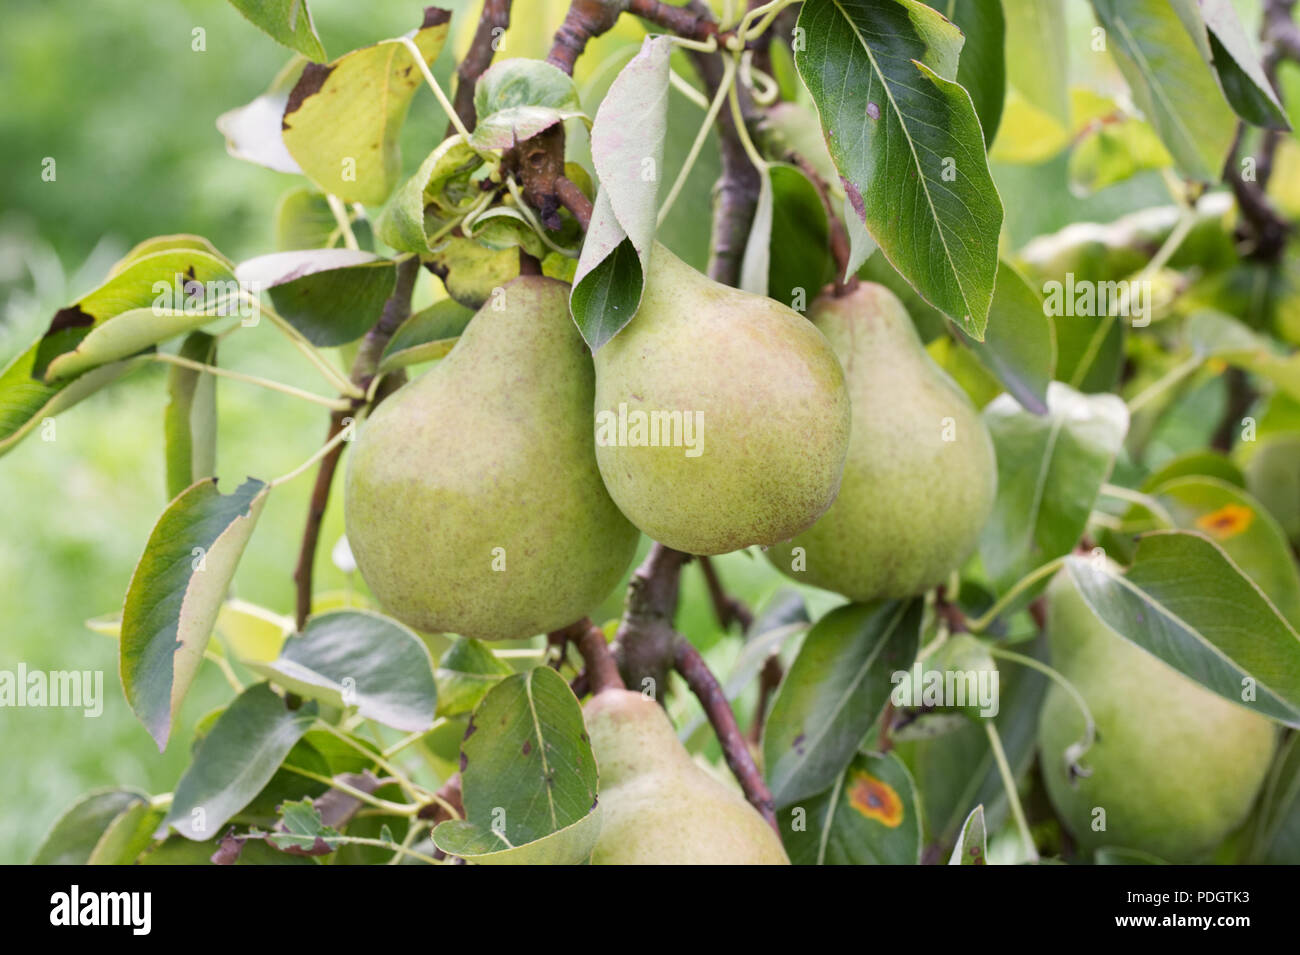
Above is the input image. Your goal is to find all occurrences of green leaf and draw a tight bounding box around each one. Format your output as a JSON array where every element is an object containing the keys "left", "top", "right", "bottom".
[
  {"left": 435, "top": 637, "right": 513, "bottom": 718},
  {"left": 739, "top": 164, "right": 775, "bottom": 298},
  {"left": 959, "top": 260, "right": 1056, "bottom": 414},
  {"left": 924, "top": 0, "right": 1006, "bottom": 145},
  {"left": 948, "top": 804, "right": 988, "bottom": 864},
  {"left": 753, "top": 163, "right": 834, "bottom": 309},
  {"left": 1067, "top": 89, "right": 1173, "bottom": 196},
  {"left": 1065, "top": 530, "right": 1300, "bottom": 726},
  {"left": 269, "top": 799, "right": 343, "bottom": 853},
  {"left": 1253, "top": 733, "right": 1300, "bottom": 863},
  {"left": 764, "top": 599, "right": 922, "bottom": 808},
  {"left": 31, "top": 789, "right": 147, "bottom": 864},
  {"left": 1001, "top": 0, "right": 1068, "bottom": 127},
  {"left": 470, "top": 58, "right": 587, "bottom": 150},
  {"left": 163, "top": 683, "right": 318, "bottom": 840},
  {"left": 216, "top": 56, "right": 307, "bottom": 174},
  {"left": 1187, "top": 310, "right": 1300, "bottom": 404},
  {"left": 376, "top": 137, "right": 487, "bottom": 254},
  {"left": 87, "top": 802, "right": 167, "bottom": 865},
  {"left": 139, "top": 835, "right": 315, "bottom": 865},
  {"left": 1125, "top": 477, "right": 1300, "bottom": 627},
  {"left": 121, "top": 477, "right": 270, "bottom": 749},
  {"left": 1086, "top": 0, "right": 1237, "bottom": 181},
  {"left": 571, "top": 36, "right": 671, "bottom": 349},
  {"left": 249, "top": 609, "right": 437, "bottom": 732},
  {"left": 236, "top": 249, "right": 396, "bottom": 347},
  {"left": 1199, "top": 0, "right": 1289, "bottom": 130},
  {"left": 424, "top": 236, "right": 522, "bottom": 310},
  {"left": 274, "top": 187, "right": 342, "bottom": 250},
  {"left": 979, "top": 383, "right": 1128, "bottom": 593},
  {"left": 781, "top": 752, "right": 921, "bottom": 865},
  {"left": 1140, "top": 449, "right": 1244, "bottom": 491},
  {"left": 226, "top": 0, "right": 326, "bottom": 61},
  {"left": 378, "top": 298, "right": 476, "bottom": 373},
  {"left": 795, "top": 0, "right": 1003, "bottom": 336},
  {"left": 460, "top": 666, "right": 598, "bottom": 847},
  {"left": 164, "top": 332, "right": 218, "bottom": 499},
  {"left": 432, "top": 808, "right": 603, "bottom": 865},
  {"left": 0, "top": 340, "right": 146, "bottom": 459},
  {"left": 39, "top": 248, "right": 240, "bottom": 382},
  {"left": 281, "top": 9, "right": 451, "bottom": 204}
]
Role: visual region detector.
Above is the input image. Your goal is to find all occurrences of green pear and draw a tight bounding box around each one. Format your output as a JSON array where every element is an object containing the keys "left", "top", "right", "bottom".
[
  {"left": 766, "top": 283, "right": 996, "bottom": 599},
  {"left": 592, "top": 243, "right": 850, "bottom": 556},
  {"left": 344, "top": 276, "right": 639, "bottom": 640},
  {"left": 585, "top": 689, "right": 790, "bottom": 864},
  {"left": 1038, "top": 570, "right": 1276, "bottom": 862}
]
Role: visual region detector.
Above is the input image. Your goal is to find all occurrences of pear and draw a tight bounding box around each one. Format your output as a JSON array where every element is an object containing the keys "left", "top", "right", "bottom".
[
  {"left": 344, "top": 276, "right": 639, "bottom": 640},
  {"left": 1038, "top": 570, "right": 1276, "bottom": 862},
  {"left": 585, "top": 689, "right": 790, "bottom": 864},
  {"left": 592, "top": 243, "right": 850, "bottom": 556},
  {"left": 766, "top": 283, "right": 996, "bottom": 600},
  {"left": 1245, "top": 435, "right": 1300, "bottom": 546}
]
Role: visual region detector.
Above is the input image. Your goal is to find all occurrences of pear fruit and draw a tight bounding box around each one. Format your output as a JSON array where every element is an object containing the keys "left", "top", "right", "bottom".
[
  {"left": 585, "top": 689, "right": 790, "bottom": 864},
  {"left": 1038, "top": 570, "right": 1276, "bottom": 862},
  {"left": 766, "top": 283, "right": 996, "bottom": 600},
  {"left": 592, "top": 243, "right": 850, "bottom": 556},
  {"left": 1245, "top": 435, "right": 1300, "bottom": 546},
  {"left": 344, "top": 276, "right": 638, "bottom": 640}
]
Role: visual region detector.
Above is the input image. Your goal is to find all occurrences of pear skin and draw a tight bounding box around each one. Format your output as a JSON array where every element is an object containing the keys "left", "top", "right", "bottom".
[
  {"left": 585, "top": 689, "right": 790, "bottom": 864},
  {"left": 1038, "top": 570, "right": 1276, "bottom": 862},
  {"left": 592, "top": 243, "right": 850, "bottom": 556},
  {"left": 344, "top": 277, "right": 638, "bottom": 640},
  {"left": 766, "top": 283, "right": 996, "bottom": 599}
]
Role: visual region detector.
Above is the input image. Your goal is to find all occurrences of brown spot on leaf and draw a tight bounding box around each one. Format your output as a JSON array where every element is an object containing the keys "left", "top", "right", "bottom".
[
  {"left": 422, "top": 6, "right": 452, "bottom": 29},
  {"left": 283, "top": 62, "right": 335, "bottom": 130},
  {"left": 846, "top": 770, "right": 904, "bottom": 828},
  {"left": 867, "top": 102, "right": 880, "bottom": 120},
  {"left": 842, "top": 178, "right": 866, "bottom": 222},
  {"left": 522, "top": 739, "right": 532, "bottom": 756},
  {"left": 46, "top": 305, "right": 94, "bottom": 337}
]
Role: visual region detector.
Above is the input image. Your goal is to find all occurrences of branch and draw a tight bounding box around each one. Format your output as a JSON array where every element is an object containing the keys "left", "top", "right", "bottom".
[
  {"left": 673, "top": 636, "right": 778, "bottom": 829},
  {"left": 555, "top": 175, "right": 594, "bottom": 230},
  {"left": 548, "top": 0, "right": 630, "bottom": 76},
  {"left": 292, "top": 257, "right": 420, "bottom": 630},
  {"left": 448, "top": 0, "right": 514, "bottom": 137},
  {"left": 628, "top": 0, "right": 719, "bottom": 39},
  {"left": 747, "top": 652, "right": 783, "bottom": 746},
  {"left": 698, "top": 556, "right": 753, "bottom": 630},
  {"left": 552, "top": 617, "right": 625, "bottom": 693},
  {"left": 611, "top": 542, "right": 691, "bottom": 694}
]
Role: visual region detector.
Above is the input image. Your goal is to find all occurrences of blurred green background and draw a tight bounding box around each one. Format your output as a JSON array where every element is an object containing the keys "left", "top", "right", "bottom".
[{"left": 0, "top": 0, "right": 1265, "bottom": 863}]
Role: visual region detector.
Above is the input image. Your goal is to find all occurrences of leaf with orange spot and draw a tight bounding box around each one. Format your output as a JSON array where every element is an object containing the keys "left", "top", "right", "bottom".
[
  {"left": 846, "top": 770, "right": 905, "bottom": 828},
  {"left": 1195, "top": 503, "right": 1254, "bottom": 539}
]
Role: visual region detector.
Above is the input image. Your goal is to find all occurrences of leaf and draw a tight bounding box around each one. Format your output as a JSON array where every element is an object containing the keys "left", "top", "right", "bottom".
[
  {"left": 378, "top": 298, "right": 476, "bottom": 373},
  {"left": 376, "top": 137, "right": 487, "bottom": 253},
  {"left": 31, "top": 789, "right": 147, "bottom": 864},
  {"left": 425, "top": 236, "right": 522, "bottom": 310},
  {"left": 781, "top": 752, "right": 921, "bottom": 865},
  {"left": 924, "top": 0, "right": 1006, "bottom": 145},
  {"left": 435, "top": 637, "right": 513, "bottom": 718},
  {"left": 958, "top": 260, "right": 1056, "bottom": 414},
  {"left": 795, "top": 0, "right": 1003, "bottom": 337},
  {"left": 470, "top": 58, "right": 587, "bottom": 150},
  {"left": 432, "top": 808, "right": 603, "bottom": 865},
  {"left": 249, "top": 610, "right": 437, "bottom": 732},
  {"left": 1198, "top": 0, "right": 1289, "bottom": 130},
  {"left": 163, "top": 683, "right": 318, "bottom": 840},
  {"left": 225, "top": 0, "right": 326, "bottom": 61},
  {"left": 1187, "top": 310, "right": 1300, "bottom": 403},
  {"left": 739, "top": 165, "right": 775, "bottom": 297},
  {"left": 216, "top": 56, "right": 307, "bottom": 174},
  {"left": 269, "top": 799, "right": 343, "bottom": 853},
  {"left": 948, "top": 804, "right": 987, "bottom": 864},
  {"left": 121, "top": 477, "right": 270, "bottom": 749},
  {"left": 1127, "top": 476, "right": 1300, "bottom": 627},
  {"left": 236, "top": 249, "right": 396, "bottom": 347},
  {"left": 1001, "top": 0, "right": 1069, "bottom": 128},
  {"left": 1066, "top": 530, "right": 1300, "bottom": 726},
  {"left": 39, "top": 248, "right": 240, "bottom": 382},
  {"left": 1254, "top": 733, "right": 1300, "bottom": 863},
  {"left": 164, "top": 332, "right": 218, "bottom": 499},
  {"left": 460, "top": 667, "right": 598, "bottom": 847},
  {"left": 216, "top": 598, "right": 292, "bottom": 663},
  {"left": 87, "top": 802, "right": 167, "bottom": 865},
  {"left": 571, "top": 35, "right": 671, "bottom": 349},
  {"left": 1067, "top": 89, "right": 1174, "bottom": 196},
  {"left": 767, "top": 164, "right": 834, "bottom": 308},
  {"left": 1086, "top": 0, "right": 1236, "bottom": 181},
  {"left": 979, "top": 382, "right": 1129, "bottom": 594},
  {"left": 281, "top": 8, "right": 452, "bottom": 204},
  {"left": 1140, "top": 449, "right": 1244, "bottom": 491},
  {"left": 274, "top": 187, "right": 342, "bottom": 250},
  {"left": 0, "top": 340, "right": 146, "bottom": 459},
  {"left": 764, "top": 599, "right": 922, "bottom": 808}
]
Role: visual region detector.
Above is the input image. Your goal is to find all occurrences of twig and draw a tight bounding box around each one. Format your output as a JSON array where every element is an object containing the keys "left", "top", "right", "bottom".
[
  {"left": 555, "top": 175, "right": 594, "bottom": 230},
  {"left": 674, "top": 637, "right": 778, "bottom": 829},
  {"left": 790, "top": 153, "right": 856, "bottom": 294},
  {"left": 698, "top": 556, "right": 753, "bottom": 630},
  {"left": 747, "top": 652, "right": 783, "bottom": 746},
  {"left": 548, "top": 0, "right": 630, "bottom": 76},
  {"left": 448, "top": 0, "right": 514, "bottom": 137},
  {"left": 611, "top": 543, "right": 691, "bottom": 694},
  {"left": 628, "top": 0, "right": 719, "bottom": 40},
  {"left": 552, "top": 617, "right": 625, "bottom": 693},
  {"left": 291, "top": 257, "right": 420, "bottom": 630}
]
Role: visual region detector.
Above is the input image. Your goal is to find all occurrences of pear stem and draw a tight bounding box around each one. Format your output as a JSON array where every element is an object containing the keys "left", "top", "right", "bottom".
[
  {"left": 553, "top": 617, "right": 625, "bottom": 693},
  {"left": 984, "top": 721, "right": 1039, "bottom": 863},
  {"left": 674, "top": 637, "right": 778, "bottom": 830}
]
